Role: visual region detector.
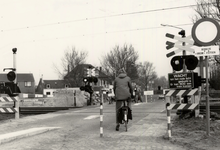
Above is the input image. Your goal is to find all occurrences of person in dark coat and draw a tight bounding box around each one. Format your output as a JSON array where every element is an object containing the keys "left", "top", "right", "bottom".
[{"left": 113, "top": 68, "right": 133, "bottom": 131}]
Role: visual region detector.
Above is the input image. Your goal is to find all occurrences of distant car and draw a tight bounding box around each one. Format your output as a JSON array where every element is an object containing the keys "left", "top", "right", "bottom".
[{"left": 158, "top": 95, "right": 165, "bottom": 100}]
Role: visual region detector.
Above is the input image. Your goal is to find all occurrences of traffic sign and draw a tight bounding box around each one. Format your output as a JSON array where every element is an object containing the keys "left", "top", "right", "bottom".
[
  {"left": 194, "top": 45, "right": 219, "bottom": 56},
  {"left": 166, "top": 41, "right": 194, "bottom": 52},
  {"left": 166, "top": 34, "right": 195, "bottom": 57},
  {"left": 166, "top": 33, "right": 194, "bottom": 44},
  {"left": 192, "top": 17, "right": 220, "bottom": 46},
  {"left": 168, "top": 72, "right": 194, "bottom": 89},
  {"left": 144, "top": 91, "right": 153, "bottom": 95}
]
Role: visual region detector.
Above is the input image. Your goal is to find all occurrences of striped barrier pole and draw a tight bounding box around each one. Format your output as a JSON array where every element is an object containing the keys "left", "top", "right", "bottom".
[
  {"left": 0, "top": 96, "right": 19, "bottom": 119},
  {"left": 15, "top": 95, "right": 20, "bottom": 119},
  {"left": 166, "top": 103, "right": 171, "bottom": 138},
  {"left": 100, "top": 91, "right": 103, "bottom": 137}
]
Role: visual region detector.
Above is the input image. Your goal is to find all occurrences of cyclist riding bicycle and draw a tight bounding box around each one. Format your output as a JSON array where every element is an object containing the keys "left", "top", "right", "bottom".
[{"left": 113, "top": 68, "right": 134, "bottom": 131}]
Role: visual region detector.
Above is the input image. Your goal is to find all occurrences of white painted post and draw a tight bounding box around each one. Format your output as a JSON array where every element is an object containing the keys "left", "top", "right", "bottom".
[
  {"left": 194, "top": 95, "right": 200, "bottom": 117},
  {"left": 165, "top": 96, "right": 170, "bottom": 104},
  {"left": 15, "top": 95, "right": 20, "bottom": 119}
]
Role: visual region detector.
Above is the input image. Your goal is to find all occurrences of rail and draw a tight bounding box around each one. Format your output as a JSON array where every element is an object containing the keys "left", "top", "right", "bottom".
[{"left": 19, "top": 106, "right": 82, "bottom": 114}]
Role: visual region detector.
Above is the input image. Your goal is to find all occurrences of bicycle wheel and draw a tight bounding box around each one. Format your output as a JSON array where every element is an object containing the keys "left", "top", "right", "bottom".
[{"left": 124, "top": 110, "right": 128, "bottom": 132}]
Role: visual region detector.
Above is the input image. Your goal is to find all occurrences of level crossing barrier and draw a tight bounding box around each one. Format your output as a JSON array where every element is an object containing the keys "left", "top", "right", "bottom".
[
  {"left": 0, "top": 94, "right": 20, "bottom": 119},
  {"left": 165, "top": 88, "right": 200, "bottom": 138}
]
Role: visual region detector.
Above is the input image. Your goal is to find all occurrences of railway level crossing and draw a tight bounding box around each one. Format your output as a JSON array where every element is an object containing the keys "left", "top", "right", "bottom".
[{"left": 164, "top": 17, "right": 220, "bottom": 137}]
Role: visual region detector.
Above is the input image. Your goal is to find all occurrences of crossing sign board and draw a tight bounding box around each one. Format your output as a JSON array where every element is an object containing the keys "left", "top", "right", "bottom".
[
  {"left": 168, "top": 72, "right": 194, "bottom": 89},
  {"left": 194, "top": 45, "right": 219, "bottom": 56}
]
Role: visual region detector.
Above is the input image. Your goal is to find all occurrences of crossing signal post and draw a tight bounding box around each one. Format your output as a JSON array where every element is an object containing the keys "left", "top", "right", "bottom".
[
  {"left": 0, "top": 48, "right": 20, "bottom": 119},
  {"left": 165, "top": 29, "right": 201, "bottom": 119},
  {"left": 80, "top": 68, "right": 98, "bottom": 105},
  {"left": 170, "top": 55, "right": 198, "bottom": 72},
  {"left": 2, "top": 68, "right": 21, "bottom": 97},
  {"left": 165, "top": 18, "right": 220, "bottom": 136},
  {"left": 2, "top": 48, "right": 21, "bottom": 97}
]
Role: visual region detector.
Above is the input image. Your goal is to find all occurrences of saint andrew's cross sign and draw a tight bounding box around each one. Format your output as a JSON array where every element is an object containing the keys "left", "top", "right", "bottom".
[
  {"left": 165, "top": 17, "right": 220, "bottom": 58},
  {"left": 165, "top": 34, "right": 195, "bottom": 58}
]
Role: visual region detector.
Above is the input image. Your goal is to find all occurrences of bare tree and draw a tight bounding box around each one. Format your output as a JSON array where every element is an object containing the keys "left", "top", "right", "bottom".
[
  {"left": 54, "top": 46, "right": 88, "bottom": 79},
  {"left": 101, "top": 44, "right": 139, "bottom": 80},
  {"left": 193, "top": 0, "right": 220, "bottom": 22},
  {"left": 153, "top": 76, "right": 168, "bottom": 90},
  {"left": 136, "top": 61, "right": 157, "bottom": 90}
]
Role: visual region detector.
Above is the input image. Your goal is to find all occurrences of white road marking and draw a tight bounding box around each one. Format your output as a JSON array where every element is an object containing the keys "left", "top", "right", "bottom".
[
  {"left": 73, "top": 109, "right": 88, "bottom": 113},
  {"left": 84, "top": 115, "right": 99, "bottom": 120},
  {"left": 160, "top": 109, "right": 166, "bottom": 113},
  {"left": 134, "top": 103, "right": 144, "bottom": 106}
]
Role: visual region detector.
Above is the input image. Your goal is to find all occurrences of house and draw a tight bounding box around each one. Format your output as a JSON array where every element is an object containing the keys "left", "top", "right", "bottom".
[
  {"left": 64, "top": 64, "right": 112, "bottom": 90},
  {"left": 35, "top": 64, "right": 113, "bottom": 96},
  {"left": 36, "top": 79, "right": 70, "bottom": 96},
  {"left": 0, "top": 73, "right": 35, "bottom": 94}
]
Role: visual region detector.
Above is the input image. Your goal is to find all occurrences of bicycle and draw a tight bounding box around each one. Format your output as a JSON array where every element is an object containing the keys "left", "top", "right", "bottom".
[
  {"left": 106, "top": 96, "right": 113, "bottom": 104},
  {"left": 119, "top": 99, "right": 130, "bottom": 132}
]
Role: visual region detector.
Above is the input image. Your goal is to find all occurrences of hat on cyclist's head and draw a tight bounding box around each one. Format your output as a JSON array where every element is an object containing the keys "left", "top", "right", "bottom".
[{"left": 118, "top": 68, "right": 126, "bottom": 74}]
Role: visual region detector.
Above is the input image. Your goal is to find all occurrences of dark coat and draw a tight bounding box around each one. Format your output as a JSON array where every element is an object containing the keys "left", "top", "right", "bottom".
[{"left": 113, "top": 73, "right": 133, "bottom": 100}]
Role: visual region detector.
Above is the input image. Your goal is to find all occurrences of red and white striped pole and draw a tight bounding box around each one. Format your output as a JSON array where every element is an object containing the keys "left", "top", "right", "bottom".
[
  {"left": 100, "top": 91, "right": 103, "bottom": 137},
  {"left": 166, "top": 103, "right": 171, "bottom": 138}
]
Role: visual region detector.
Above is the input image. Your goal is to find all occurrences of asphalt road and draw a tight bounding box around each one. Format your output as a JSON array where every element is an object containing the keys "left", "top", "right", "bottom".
[{"left": 0, "top": 100, "right": 168, "bottom": 150}]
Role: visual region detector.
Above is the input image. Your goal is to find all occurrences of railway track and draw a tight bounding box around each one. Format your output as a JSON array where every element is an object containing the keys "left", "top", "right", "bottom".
[
  {"left": 19, "top": 106, "right": 82, "bottom": 114},
  {"left": 199, "top": 104, "right": 220, "bottom": 114}
]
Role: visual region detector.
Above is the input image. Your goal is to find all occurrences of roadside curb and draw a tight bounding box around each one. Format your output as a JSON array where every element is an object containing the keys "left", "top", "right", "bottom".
[{"left": 0, "top": 127, "right": 60, "bottom": 145}]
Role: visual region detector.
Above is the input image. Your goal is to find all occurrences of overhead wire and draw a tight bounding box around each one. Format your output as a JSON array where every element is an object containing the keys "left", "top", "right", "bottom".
[
  {"left": 1, "top": 4, "right": 197, "bottom": 32},
  {"left": 0, "top": 4, "right": 195, "bottom": 45}
]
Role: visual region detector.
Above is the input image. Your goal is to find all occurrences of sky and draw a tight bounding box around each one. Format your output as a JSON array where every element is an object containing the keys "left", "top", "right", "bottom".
[{"left": 0, "top": 0, "right": 198, "bottom": 84}]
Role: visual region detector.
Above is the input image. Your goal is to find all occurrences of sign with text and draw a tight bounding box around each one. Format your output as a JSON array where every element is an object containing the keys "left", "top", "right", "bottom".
[
  {"left": 144, "top": 90, "right": 153, "bottom": 95},
  {"left": 168, "top": 72, "right": 194, "bottom": 89},
  {"left": 194, "top": 45, "right": 219, "bottom": 56}
]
